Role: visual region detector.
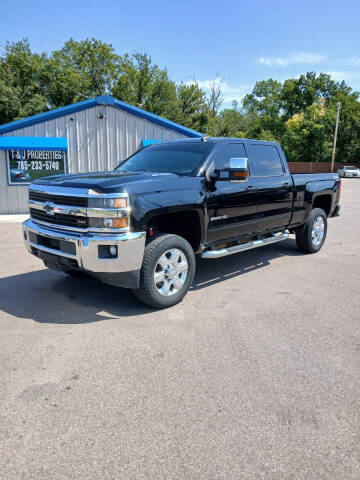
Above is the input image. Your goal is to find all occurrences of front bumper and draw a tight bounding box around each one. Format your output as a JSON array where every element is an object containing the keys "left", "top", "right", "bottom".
[{"left": 23, "top": 219, "right": 146, "bottom": 274}]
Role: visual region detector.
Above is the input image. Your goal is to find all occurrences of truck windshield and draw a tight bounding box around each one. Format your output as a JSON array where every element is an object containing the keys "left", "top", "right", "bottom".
[{"left": 115, "top": 142, "right": 214, "bottom": 176}]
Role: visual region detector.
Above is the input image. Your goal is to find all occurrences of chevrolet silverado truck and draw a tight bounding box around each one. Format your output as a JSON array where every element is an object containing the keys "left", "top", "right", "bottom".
[{"left": 23, "top": 137, "right": 341, "bottom": 308}]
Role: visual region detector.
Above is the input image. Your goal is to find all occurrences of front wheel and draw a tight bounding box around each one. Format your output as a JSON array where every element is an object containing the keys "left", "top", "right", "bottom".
[
  {"left": 295, "top": 208, "right": 327, "bottom": 253},
  {"left": 132, "top": 234, "right": 195, "bottom": 308}
]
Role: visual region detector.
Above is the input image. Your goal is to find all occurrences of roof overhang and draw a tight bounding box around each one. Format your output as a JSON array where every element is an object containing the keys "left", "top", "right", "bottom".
[{"left": 0, "top": 96, "right": 202, "bottom": 138}]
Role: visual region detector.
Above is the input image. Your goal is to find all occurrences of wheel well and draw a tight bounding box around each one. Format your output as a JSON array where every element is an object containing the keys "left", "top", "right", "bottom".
[
  {"left": 313, "top": 195, "right": 332, "bottom": 217},
  {"left": 147, "top": 211, "right": 202, "bottom": 251}
]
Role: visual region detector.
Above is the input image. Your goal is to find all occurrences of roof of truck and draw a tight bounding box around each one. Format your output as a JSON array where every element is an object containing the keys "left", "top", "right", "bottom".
[{"left": 155, "top": 136, "right": 280, "bottom": 145}]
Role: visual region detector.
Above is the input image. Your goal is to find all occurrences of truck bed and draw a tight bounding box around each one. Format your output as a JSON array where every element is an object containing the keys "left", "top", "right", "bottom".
[{"left": 292, "top": 172, "right": 339, "bottom": 187}]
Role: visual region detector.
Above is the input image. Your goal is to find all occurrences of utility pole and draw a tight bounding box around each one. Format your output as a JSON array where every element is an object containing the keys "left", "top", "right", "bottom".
[{"left": 331, "top": 102, "right": 341, "bottom": 172}]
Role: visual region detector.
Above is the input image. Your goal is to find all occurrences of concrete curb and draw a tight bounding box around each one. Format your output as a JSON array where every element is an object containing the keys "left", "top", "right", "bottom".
[{"left": 0, "top": 214, "right": 29, "bottom": 223}]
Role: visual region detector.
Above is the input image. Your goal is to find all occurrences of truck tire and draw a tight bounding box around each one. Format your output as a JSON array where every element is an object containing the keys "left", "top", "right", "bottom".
[
  {"left": 133, "top": 234, "right": 195, "bottom": 309},
  {"left": 295, "top": 208, "right": 327, "bottom": 253}
]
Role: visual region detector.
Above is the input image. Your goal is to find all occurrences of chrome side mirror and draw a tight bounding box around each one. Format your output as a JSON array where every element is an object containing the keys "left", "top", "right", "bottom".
[
  {"left": 228, "top": 157, "right": 249, "bottom": 181},
  {"left": 212, "top": 157, "right": 249, "bottom": 182}
]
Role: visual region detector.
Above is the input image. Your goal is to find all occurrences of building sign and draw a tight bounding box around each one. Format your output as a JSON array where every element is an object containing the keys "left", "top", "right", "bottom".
[{"left": 7, "top": 149, "right": 67, "bottom": 185}]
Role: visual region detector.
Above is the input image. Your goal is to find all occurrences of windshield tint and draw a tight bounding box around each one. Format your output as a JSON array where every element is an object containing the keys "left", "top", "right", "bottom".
[{"left": 116, "top": 142, "right": 214, "bottom": 176}]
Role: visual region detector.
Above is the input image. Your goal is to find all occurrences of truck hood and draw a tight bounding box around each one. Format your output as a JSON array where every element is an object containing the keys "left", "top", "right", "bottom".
[{"left": 32, "top": 170, "right": 202, "bottom": 196}]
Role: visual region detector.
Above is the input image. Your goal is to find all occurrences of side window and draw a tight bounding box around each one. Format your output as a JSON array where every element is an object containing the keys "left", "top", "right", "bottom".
[
  {"left": 215, "top": 143, "right": 247, "bottom": 171},
  {"left": 251, "top": 144, "right": 284, "bottom": 177}
]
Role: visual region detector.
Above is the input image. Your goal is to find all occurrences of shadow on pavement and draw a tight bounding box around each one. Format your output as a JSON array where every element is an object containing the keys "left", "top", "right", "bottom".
[
  {"left": 191, "top": 238, "right": 302, "bottom": 290},
  {"left": 0, "top": 238, "right": 302, "bottom": 324}
]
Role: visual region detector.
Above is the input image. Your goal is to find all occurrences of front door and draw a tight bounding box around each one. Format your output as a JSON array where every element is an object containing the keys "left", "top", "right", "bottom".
[{"left": 206, "top": 143, "right": 258, "bottom": 243}]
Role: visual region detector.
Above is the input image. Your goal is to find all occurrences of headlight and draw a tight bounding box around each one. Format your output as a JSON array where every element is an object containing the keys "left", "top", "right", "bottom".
[
  {"left": 88, "top": 197, "right": 128, "bottom": 209},
  {"left": 87, "top": 193, "right": 130, "bottom": 231}
]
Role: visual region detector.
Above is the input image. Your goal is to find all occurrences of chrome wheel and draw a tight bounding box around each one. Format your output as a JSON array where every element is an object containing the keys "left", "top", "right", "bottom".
[
  {"left": 312, "top": 216, "right": 325, "bottom": 246},
  {"left": 154, "top": 248, "right": 188, "bottom": 296}
]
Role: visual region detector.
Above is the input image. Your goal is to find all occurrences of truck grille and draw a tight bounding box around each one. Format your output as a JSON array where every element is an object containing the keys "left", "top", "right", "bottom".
[
  {"left": 29, "top": 190, "right": 88, "bottom": 207},
  {"left": 30, "top": 208, "right": 89, "bottom": 229}
]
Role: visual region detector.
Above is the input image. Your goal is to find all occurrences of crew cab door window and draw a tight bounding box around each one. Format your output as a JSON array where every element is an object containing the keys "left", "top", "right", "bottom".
[
  {"left": 251, "top": 144, "right": 284, "bottom": 177},
  {"left": 215, "top": 143, "right": 249, "bottom": 172}
]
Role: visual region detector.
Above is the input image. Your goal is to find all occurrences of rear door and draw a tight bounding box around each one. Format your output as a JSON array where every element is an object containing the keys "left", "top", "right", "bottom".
[
  {"left": 206, "top": 142, "right": 258, "bottom": 243},
  {"left": 247, "top": 143, "right": 293, "bottom": 233}
]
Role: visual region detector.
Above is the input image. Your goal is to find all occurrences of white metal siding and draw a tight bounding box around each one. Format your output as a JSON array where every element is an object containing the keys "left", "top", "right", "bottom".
[{"left": 0, "top": 105, "right": 188, "bottom": 213}]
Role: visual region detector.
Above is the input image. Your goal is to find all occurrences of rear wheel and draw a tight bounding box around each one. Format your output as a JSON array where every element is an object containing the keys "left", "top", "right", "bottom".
[
  {"left": 295, "top": 208, "right": 327, "bottom": 253},
  {"left": 133, "top": 234, "right": 195, "bottom": 308}
]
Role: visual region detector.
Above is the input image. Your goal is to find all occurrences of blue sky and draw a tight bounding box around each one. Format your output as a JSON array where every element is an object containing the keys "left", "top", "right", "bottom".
[{"left": 1, "top": 0, "right": 359, "bottom": 107}]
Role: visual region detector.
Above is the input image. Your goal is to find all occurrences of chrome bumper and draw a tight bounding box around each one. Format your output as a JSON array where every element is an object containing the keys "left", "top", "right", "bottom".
[{"left": 23, "top": 219, "right": 146, "bottom": 273}]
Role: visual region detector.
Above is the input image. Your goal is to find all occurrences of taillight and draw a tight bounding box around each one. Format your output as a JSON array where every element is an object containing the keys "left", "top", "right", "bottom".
[{"left": 16, "top": 173, "right": 24, "bottom": 178}]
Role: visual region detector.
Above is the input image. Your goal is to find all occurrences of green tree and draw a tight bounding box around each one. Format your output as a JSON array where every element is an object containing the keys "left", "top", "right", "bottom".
[
  {"left": 0, "top": 80, "right": 21, "bottom": 124},
  {"left": 207, "top": 101, "right": 249, "bottom": 137},
  {"left": 243, "top": 79, "right": 283, "bottom": 117},
  {"left": 242, "top": 79, "right": 285, "bottom": 139},
  {"left": 0, "top": 39, "right": 47, "bottom": 122},
  {"left": 112, "top": 52, "right": 177, "bottom": 118},
  {"left": 282, "top": 100, "right": 333, "bottom": 162},
  {"left": 45, "top": 38, "right": 118, "bottom": 106},
  {"left": 174, "top": 82, "right": 208, "bottom": 132},
  {"left": 327, "top": 91, "right": 360, "bottom": 163},
  {"left": 281, "top": 72, "right": 352, "bottom": 118}
]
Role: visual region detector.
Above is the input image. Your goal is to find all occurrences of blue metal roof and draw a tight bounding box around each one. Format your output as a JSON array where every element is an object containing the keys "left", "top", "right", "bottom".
[
  {"left": 0, "top": 95, "right": 202, "bottom": 138},
  {"left": 0, "top": 136, "right": 68, "bottom": 150}
]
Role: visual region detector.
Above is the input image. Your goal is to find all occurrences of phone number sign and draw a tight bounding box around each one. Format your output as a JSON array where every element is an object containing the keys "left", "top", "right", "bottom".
[{"left": 7, "top": 149, "right": 67, "bottom": 185}]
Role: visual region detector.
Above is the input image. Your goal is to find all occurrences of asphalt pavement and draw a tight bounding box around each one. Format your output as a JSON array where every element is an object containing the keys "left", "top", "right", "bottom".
[{"left": 0, "top": 179, "right": 359, "bottom": 479}]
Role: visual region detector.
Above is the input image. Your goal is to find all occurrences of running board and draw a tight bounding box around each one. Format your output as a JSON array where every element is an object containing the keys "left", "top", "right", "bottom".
[{"left": 201, "top": 232, "right": 289, "bottom": 259}]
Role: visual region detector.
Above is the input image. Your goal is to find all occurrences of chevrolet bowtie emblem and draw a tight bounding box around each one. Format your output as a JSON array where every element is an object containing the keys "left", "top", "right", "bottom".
[{"left": 43, "top": 202, "right": 55, "bottom": 215}]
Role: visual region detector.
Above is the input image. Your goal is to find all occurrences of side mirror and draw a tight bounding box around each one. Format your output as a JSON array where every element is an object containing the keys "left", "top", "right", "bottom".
[
  {"left": 228, "top": 157, "right": 249, "bottom": 180},
  {"left": 211, "top": 157, "right": 249, "bottom": 182}
]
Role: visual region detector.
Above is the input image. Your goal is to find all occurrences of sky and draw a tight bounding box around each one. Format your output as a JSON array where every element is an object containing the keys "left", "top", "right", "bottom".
[{"left": 1, "top": 0, "right": 359, "bottom": 108}]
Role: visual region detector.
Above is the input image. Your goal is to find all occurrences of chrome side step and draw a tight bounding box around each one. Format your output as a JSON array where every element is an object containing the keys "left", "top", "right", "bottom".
[{"left": 201, "top": 232, "right": 289, "bottom": 259}]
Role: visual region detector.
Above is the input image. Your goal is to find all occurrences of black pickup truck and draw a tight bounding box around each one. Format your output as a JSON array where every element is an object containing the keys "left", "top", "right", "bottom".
[{"left": 23, "top": 137, "right": 341, "bottom": 308}]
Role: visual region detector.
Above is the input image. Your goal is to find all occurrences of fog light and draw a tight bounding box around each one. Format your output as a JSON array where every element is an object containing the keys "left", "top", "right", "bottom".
[
  {"left": 98, "top": 245, "right": 118, "bottom": 259},
  {"left": 89, "top": 217, "right": 128, "bottom": 229}
]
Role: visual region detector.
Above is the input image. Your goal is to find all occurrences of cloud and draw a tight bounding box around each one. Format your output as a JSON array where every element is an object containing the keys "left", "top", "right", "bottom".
[
  {"left": 256, "top": 52, "right": 327, "bottom": 67},
  {"left": 257, "top": 57, "right": 290, "bottom": 67},
  {"left": 187, "top": 77, "right": 252, "bottom": 105},
  {"left": 344, "top": 57, "right": 360, "bottom": 67},
  {"left": 325, "top": 71, "right": 360, "bottom": 82}
]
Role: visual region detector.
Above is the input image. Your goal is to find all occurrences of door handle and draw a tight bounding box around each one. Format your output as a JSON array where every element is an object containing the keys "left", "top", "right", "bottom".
[
  {"left": 282, "top": 182, "right": 290, "bottom": 187},
  {"left": 246, "top": 185, "right": 254, "bottom": 190}
]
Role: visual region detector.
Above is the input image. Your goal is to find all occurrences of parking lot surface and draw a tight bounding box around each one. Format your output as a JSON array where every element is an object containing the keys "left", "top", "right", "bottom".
[{"left": 0, "top": 179, "right": 359, "bottom": 479}]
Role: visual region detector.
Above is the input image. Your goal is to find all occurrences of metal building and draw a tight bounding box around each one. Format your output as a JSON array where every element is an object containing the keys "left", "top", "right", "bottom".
[{"left": 0, "top": 95, "right": 201, "bottom": 214}]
